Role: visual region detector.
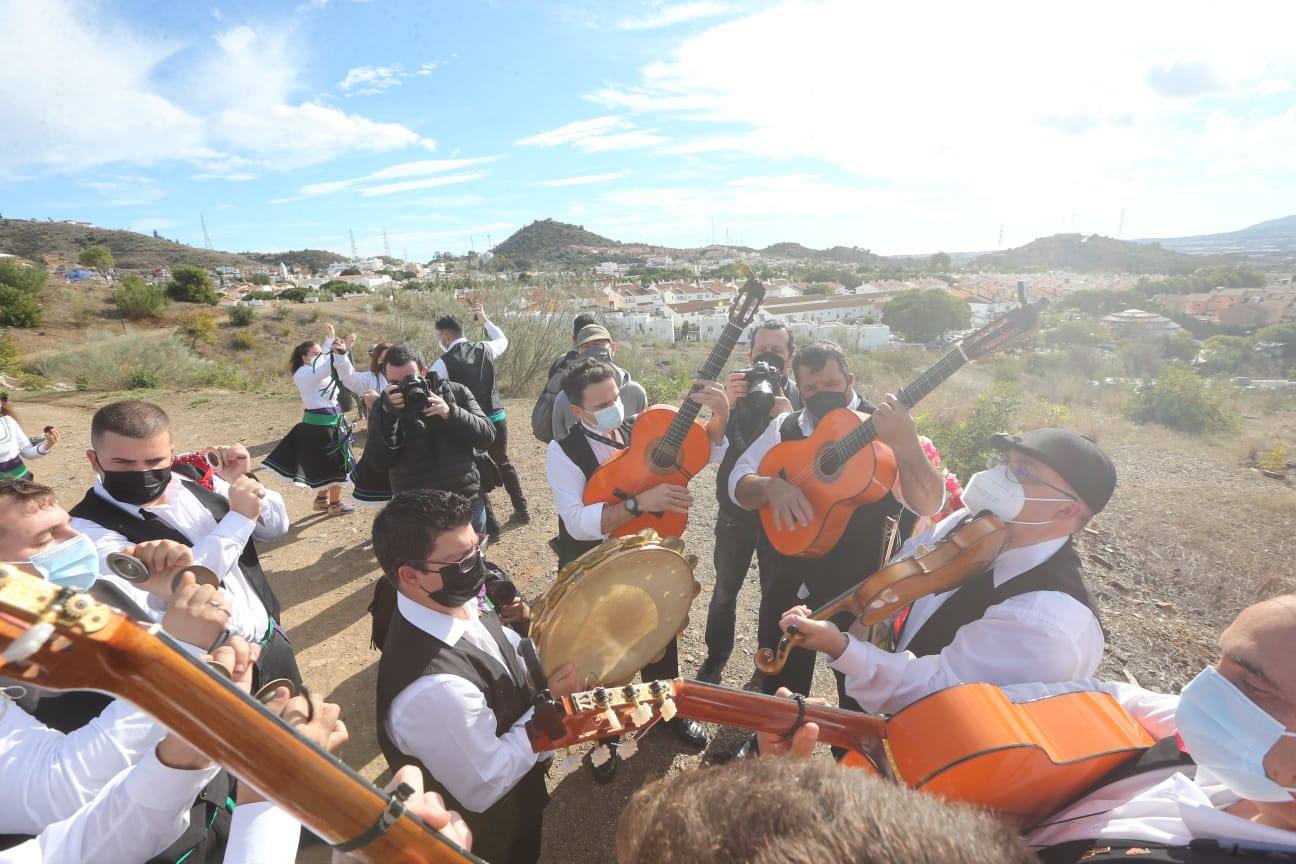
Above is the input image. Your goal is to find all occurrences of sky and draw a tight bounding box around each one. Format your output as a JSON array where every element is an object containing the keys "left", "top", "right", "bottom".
[{"left": 1, "top": 0, "right": 1294, "bottom": 260}]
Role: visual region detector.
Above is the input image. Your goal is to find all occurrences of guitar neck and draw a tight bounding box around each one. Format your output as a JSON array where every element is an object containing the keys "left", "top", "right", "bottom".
[
  {"left": 834, "top": 346, "right": 969, "bottom": 461},
  {"left": 661, "top": 319, "right": 743, "bottom": 444},
  {"left": 672, "top": 680, "right": 886, "bottom": 755},
  {"left": 103, "top": 625, "right": 477, "bottom": 864}
]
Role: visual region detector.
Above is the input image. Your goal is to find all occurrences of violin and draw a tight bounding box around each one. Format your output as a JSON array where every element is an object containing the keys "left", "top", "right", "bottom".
[{"left": 755, "top": 514, "right": 1008, "bottom": 675}]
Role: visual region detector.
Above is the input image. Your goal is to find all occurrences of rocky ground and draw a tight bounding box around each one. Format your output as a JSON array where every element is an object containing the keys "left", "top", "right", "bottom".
[{"left": 18, "top": 388, "right": 1296, "bottom": 863}]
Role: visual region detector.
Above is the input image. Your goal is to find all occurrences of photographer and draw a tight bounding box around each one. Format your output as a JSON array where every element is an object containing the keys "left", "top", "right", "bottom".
[
  {"left": 356, "top": 343, "right": 496, "bottom": 531},
  {"left": 697, "top": 321, "right": 801, "bottom": 685}
]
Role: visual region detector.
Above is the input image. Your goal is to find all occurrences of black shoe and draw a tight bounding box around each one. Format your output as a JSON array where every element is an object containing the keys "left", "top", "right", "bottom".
[
  {"left": 587, "top": 743, "right": 619, "bottom": 784},
  {"left": 695, "top": 655, "right": 726, "bottom": 685},
  {"left": 730, "top": 733, "right": 759, "bottom": 761},
  {"left": 507, "top": 508, "right": 531, "bottom": 526},
  {"left": 665, "top": 716, "right": 708, "bottom": 750}
]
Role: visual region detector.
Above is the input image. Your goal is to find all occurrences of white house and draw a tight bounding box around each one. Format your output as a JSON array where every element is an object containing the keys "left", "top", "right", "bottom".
[{"left": 606, "top": 310, "right": 676, "bottom": 343}]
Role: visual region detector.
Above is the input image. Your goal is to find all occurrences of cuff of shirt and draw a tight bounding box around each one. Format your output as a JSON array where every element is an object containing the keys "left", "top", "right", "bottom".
[
  {"left": 573, "top": 502, "right": 605, "bottom": 542},
  {"left": 215, "top": 510, "right": 257, "bottom": 542},
  {"left": 223, "top": 803, "right": 302, "bottom": 864},
  {"left": 123, "top": 749, "right": 221, "bottom": 811},
  {"left": 828, "top": 634, "right": 881, "bottom": 681}
]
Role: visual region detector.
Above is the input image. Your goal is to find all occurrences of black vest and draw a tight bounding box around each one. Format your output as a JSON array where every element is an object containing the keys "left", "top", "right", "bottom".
[
  {"left": 375, "top": 604, "right": 546, "bottom": 864},
  {"left": 898, "top": 534, "right": 1100, "bottom": 658},
  {"left": 442, "top": 340, "right": 502, "bottom": 417},
  {"left": 757, "top": 402, "right": 903, "bottom": 601},
  {"left": 68, "top": 479, "right": 281, "bottom": 620},
  {"left": 553, "top": 418, "right": 636, "bottom": 569}
]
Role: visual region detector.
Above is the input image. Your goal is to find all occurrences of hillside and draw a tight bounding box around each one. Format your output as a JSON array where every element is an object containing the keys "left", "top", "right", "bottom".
[
  {"left": 762, "top": 241, "right": 887, "bottom": 267},
  {"left": 243, "top": 249, "right": 349, "bottom": 274},
  {"left": 0, "top": 218, "right": 260, "bottom": 271},
  {"left": 491, "top": 219, "right": 620, "bottom": 268},
  {"left": 973, "top": 233, "right": 1212, "bottom": 274},
  {"left": 1146, "top": 213, "right": 1296, "bottom": 258}
]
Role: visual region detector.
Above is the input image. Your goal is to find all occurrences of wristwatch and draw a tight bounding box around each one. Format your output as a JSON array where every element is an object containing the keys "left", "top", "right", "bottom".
[{"left": 624, "top": 496, "right": 640, "bottom": 516}]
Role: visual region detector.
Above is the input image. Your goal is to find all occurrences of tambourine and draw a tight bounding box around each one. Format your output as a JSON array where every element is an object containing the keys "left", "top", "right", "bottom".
[{"left": 107, "top": 552, "right": 219, "bottom": 594}]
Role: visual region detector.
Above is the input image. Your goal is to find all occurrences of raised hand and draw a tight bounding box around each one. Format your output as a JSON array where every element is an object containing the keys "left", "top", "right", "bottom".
[
  {"left": 161, "top": 573, "right": 233, "bottom": 650},
  {"left": 227, "top": 475, "right": 265, "bottom": 520}
]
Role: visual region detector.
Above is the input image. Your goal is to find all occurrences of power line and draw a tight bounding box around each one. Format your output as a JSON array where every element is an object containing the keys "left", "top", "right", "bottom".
[{"left": 200, "top": 214, "right": 213, "bottom": 251}]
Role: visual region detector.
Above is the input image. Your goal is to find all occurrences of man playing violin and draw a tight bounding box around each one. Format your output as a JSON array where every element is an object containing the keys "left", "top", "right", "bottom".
[
  {"left": 781, "top": 427, "right": 1114, "bottom": 717},
  {"left": 730, "top": 340, "right": 947, "bottom": 714}
]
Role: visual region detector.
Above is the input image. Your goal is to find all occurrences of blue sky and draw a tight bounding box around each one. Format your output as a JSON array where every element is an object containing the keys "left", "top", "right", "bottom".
[{"left": 2, "top": 0, "right": 1294, "bottom": 260}]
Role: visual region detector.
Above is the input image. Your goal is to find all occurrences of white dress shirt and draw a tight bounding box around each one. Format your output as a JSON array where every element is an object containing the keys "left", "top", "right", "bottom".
[
  {"left": 222, "top": 803, "right": 304, "bottom": 864},
  {"left": 71, "top": 473, "right": 290, "bottom": 641},
  {"left": 546, "top": 421, "right": 728, "bottom": 542},
  {"left": 385, "top": 593, "right": 548, "bottom": 814},
  {"left": 1019, "top": 680, "right": 1296, "bottom": 854},
  {"left": 348, "top": 370, "right": 387, "bottom": 395},
  {"left": 292, "top": 336, "right": 357, "bottom": 411},
  {"left": 0, "top": 416, "right": 48, "bottom": 465},
  {"left": 429, "top": 321, "right": 509, "bottom": 381},
  {"left": 829, "top": 508, "right": 1105, "bottom": 714}
]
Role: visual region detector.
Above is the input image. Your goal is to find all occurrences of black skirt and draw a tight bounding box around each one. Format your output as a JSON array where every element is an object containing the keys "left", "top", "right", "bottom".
[
  {"left": 350, "top": 457, "right": 392, "bottom": 504},
  {"left": 262, "top": 422, "right": 352, "bottom": 489}
]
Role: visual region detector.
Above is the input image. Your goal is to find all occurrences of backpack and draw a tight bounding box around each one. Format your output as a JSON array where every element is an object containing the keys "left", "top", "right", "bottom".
[{"left": 531, "top": 351, "right": 576, "bottom": 443}]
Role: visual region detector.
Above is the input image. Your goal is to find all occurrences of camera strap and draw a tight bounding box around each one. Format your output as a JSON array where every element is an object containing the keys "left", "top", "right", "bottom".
[{"left": 582, "top": 428, "right": 627, "bottom": 450}]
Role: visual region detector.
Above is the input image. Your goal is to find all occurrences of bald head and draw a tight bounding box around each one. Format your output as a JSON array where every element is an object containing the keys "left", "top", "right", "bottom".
[{"left": 1218, "top": 595, "right": 1296, "bottom": 724}]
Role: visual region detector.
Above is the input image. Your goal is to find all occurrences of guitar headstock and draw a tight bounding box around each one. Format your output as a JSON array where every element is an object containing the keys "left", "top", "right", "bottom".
[
  {"left": 728, "top": 267, "right": 765, "bottom": 328},
  {"left": 958, "top": 298, "right": 1045, "bottom": 362},
  {"left": 0, "top": 564, "right": 125, "bottom": 690},
  {"left": 530, "top": 679, "right": 680, "bottom": 750}
]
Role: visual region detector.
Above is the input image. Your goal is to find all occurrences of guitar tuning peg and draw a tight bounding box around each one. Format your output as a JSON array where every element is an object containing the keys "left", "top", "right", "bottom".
[
  {"left": 619, "top": 738, "right": 639, "bottom": 760},
  {"left": 602, "top": 707, "right": 623, "bottom": 732},
  {"left": 660, "top": 697, "right": 677, "bottom": 722},
  {"left": 1, "top": 621, "right": 54, "bottom": 664},
  {"left": 630, "top": 702, "right": 653, "bottom": 727},
  {"left": 590, "top": 744, "right": 613, "bottom": 768}
]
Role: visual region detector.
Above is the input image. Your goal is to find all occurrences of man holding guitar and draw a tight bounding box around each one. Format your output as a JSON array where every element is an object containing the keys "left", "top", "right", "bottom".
[{"left": 730, "top": 340, "right": 946, "bottom": 710}]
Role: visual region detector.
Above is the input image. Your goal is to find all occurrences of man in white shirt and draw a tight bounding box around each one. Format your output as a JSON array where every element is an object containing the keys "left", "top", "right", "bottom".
[
  {"left": 66, "top": 400, "right": 298, "bottom": 688},
  {"left": 372, "top": 489, "right": 577, "bottom": 864},
  {"left": 780, "top": 427, "right": 1114, "bottom": 717},
  {"left": 431, "top": 304, "right": 530, "bottom": 532}
]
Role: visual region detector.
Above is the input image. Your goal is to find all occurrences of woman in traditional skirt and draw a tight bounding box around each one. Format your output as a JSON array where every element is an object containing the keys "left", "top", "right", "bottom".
[
  {"left": 262, "top": 323, "right": 357, "bottom": 514},
  {"left": 0, "top": 394, "right": 60, "bottom": 482},
  {"left": 346, "top": 341, "right": 395, "bottom": 506}
]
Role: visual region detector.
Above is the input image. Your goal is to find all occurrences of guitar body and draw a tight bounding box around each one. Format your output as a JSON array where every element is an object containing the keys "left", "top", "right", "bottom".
[
  {"left": 583, "top": 405, "right": 711, "bottom": 538},
  {"left": 757, "top": 409, "right": 897, "bottom": 557},
  {"left": 885, "top": 684, "right": 1156, "bottom": 828}
]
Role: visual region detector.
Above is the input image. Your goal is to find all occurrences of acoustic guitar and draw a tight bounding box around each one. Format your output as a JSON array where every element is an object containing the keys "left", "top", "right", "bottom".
[
  {"left": 758, "top": 298, "right": 1043, "bottom": 557},
  {"left": 527, "top": 678, "right": 1156, "bottom": 829},
  {"left": 583, "top": 272, "right": 765, "bottom": 538},
  {"left": 0, "top": 564, "right": 477, "bottom": 864}
]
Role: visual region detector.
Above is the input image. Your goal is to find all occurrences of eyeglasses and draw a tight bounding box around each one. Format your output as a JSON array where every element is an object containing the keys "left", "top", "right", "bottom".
[
  {"left": 407, "top": 534, "right": 488, "bottom": 578},
  {"left": 987, "top": 452, "right": 1079, "bottom": 502}
]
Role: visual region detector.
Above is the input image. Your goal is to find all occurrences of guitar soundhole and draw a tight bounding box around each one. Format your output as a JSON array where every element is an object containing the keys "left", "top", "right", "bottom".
[
  {"left": 650, "top": 440, "right": 678, "bottom": 472},
  {"left": 818, "top": 452, "right": 842, "bottom": 477}
]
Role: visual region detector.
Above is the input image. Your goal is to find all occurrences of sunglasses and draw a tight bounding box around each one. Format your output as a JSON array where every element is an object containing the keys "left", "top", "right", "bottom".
[{"left": 407, "top": 534, "right": 488, "bottom": 579}]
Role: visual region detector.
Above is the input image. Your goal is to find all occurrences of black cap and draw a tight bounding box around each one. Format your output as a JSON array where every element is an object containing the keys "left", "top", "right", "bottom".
[{"left": 988, "top": 429, "right": 1117, "bottom": 514}]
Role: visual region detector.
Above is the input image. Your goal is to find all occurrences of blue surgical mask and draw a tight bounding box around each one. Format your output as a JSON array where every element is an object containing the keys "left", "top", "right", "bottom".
[
  {"left": 12, "top": 534, "right": 100, "bottom": 591},
  {"left": 1176, "top": 665, "right": 1296, "bottom": 803},
  {"left": 589, "top": 399, "right": 625, "bottom": 432}
]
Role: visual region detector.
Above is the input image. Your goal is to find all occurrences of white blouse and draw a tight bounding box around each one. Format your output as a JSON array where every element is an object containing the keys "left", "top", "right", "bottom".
[
  {"left": 291, "top": 336, "right": 359, "bottom": 411},
  {"left": 0, "top": 415, "right": 47, "bottom": 465}
]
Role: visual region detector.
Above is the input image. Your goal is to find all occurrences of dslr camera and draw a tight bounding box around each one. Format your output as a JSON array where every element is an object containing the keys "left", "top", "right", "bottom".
[
  {"left": 735, "top": 360, "right": 781, "bottom": 416},
  {"left": 392, "top": 372, "right": 444, "bottom": 418}
]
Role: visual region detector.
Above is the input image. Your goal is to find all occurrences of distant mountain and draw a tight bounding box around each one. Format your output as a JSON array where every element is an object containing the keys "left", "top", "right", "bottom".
[
  {"left": 761, "top": 242, "right": 887, "bottom": 267},
  {"left": 243, "top": 249, "right": 349, "bottom": 274},
  {"left": 491, "top": 219, "right": 620, "bottom": 267},
  {"left": 0, "top": 218, "right": 261, "bottom": 270},
  {"left": 1143, "top": 214, "right": 1296, "bottom": 257},
  {"left": 973, "top": 233, "right": 1211, "bottom": 274}
]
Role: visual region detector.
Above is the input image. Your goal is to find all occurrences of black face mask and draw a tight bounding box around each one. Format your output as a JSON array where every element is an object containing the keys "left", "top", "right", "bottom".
[
  {"left": 805, "top": 390, "right": 849, "bottom": 422},
  {"left": 100, "top": 466, "right": 172, "bottom": 505},
  {"left": 585, "top": 345, "right": 613, "bottom": 364},
  {"left": 425, "top": 552, "right": 488, "bottom": 608},
  {"left": 752, "top": 351, "right": 786, "bottom": 373}
]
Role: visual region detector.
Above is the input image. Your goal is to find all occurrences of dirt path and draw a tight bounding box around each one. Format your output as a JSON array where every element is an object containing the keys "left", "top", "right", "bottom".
[{"left": 15, "top": 388, "right": 1296, "bottom": 863}]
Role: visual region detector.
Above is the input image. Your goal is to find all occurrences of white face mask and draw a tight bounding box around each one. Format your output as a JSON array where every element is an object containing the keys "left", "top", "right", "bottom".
[
  {"left": 586, "top": 398, "right": 625, "bottom": 433},
  {"left": 961, "top": 463, "right": 1074, "bottom": 525},
  {"left": 1177, "top": 666, "right": 1296, "bottom": 803}
]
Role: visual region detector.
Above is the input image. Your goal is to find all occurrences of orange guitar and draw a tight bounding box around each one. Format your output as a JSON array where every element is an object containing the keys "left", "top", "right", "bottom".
[
  {"left": 583, "top": 274, "right": 765, "bottom": 537},
  {"left": 527, "top": 678, "right": 1155, "bottom": 829},
  {"left": 0, "top": 565, "right": 477, "bottom": 864},
  {"left": 759, "top": 299, "right": 1043, "bottom": 557}
]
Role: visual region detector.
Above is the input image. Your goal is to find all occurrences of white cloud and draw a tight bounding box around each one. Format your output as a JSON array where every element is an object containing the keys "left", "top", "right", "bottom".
[
  {"left": 616, "top": 1, "right": 732, "bottom": 30},
  {"left": 534, "top": 172, "right": 630, "bottom": 187},
  {"left": 193, "top": 172, "right": 259, "bottom": 181},
  {"left": 214, "top": 103, "right": 434, "bottom": 169},
  {"left": 357, "top": 171, "right": 489, "bottom": 197},
  {"left": 588, "top": 0, "right": 1296, "bottom": 248},
  {"left": 281, "top": 156, "right": 498, "bottom": 201},
  {"left": 339, "top": 61, "right": 442, "bottom": 95},
  {"left": 80, "top": 175, "right": 167, "bottom": 207},
  {"left": 516, "top": 115, "right": 668, "bottom": 152}
]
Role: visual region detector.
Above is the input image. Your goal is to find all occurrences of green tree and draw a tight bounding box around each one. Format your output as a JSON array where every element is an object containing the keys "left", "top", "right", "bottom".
[
  {"left": 78, "top": 245, "right": 115, "bottom": 283},
  {"left": 1045, "top": 319, "right": 1108, "bottom": 348},
  {"left": 319, "top": 279, "right": 350, "bottom": 296},
  {"left": 113, "top": 275, "right": 168, "bottom": 320},
  {"left": 166, "top": 265, "right": 219, "bottom": 304},
  {"left": 340, "top": 266, "right": 361, "bottom": 276},
  {"left": 1126, "top": 364, "right": 1238, "bottom": 434},
  {"left": 882, "top": 289, "right": 972, "bottom": 343},
  {"left": 178, "top": 309, "right": 218, "bottom": 348},
  {"left": 0, "top": 259, "right": 48, "bottom": 295},
  {"left": 1200, "top": 335, "right": 1250, "bottom": 376},
  {"left": 927, "top": 251, "right": 951, "bottom": 272},
  {"left": 248, "top": 273, "right": 273, "bottom": 286},
  {"left": 228, "top": 304, "right": 255, "bottom": 326},
  {"left": 0, "top": 259, "right": 47, "bottom": 328},
  {"left": 1162, "top": 332, "right": 1199, "bottom": 364},
  {"left": 1257, "top": 322, "right": 1296, "bottom": 367},
  {"left": 277, "top": 287, "right": 309, "bottom": 303}
]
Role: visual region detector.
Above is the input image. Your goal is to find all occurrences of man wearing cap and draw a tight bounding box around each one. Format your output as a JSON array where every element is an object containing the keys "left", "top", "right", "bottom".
[
  {"left": 548, "top": 325, "right": 648, "bottom": 442},
  {"left": 780, "top": 427, "right": 1116, "bottom": 716}
]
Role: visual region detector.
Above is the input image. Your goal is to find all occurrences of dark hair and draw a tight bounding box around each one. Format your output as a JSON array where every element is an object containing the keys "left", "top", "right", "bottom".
[
  {"left": 372, "top": 490, "right": 473, "bottom": 583},
  {"left": 0, "top": 394, "right": 19, "bottom": 423},
  {"left": 752, "top": 321, "right": 794, "bottom": 355},
  {"left": 382, "top": 342, "right": 425, "bottom": 376},
  {"left": 561, "top": 356, "right": 616, "bottom": 408},
  {"left": 792, "top": 340, "right": 850, "bottom": 379},
  {"left": 369, "top": 341, "right": 393, "bottom": 375},
  {"left": 0, "top": 477, "right": 57, "bottom": 508},
  {"left": 572, "top": 313, "right": 598, "bottom": 342},
  {"left": 435, "top": 315, "right": 463, "bottom": 334},
  {"left": 290, "top": 341, "right": 319, "bottom": 374},
  {"left": 616, "top": 757, "right": 1034, "bottom": 864},
  {"left": 90, "top": 400, "right": 170, "bottom": 448}
]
